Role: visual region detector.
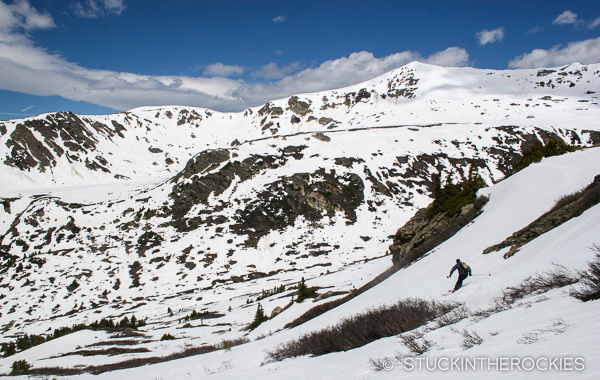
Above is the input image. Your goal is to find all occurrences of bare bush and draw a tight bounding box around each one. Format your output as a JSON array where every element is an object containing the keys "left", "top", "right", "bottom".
[
  {"left": 368, "top": 356, "right": 395, "bottom": 371},
  {"left": 517, "top": 318, "right": 569, "bottom": 344},
  {"left": 265, "top": 298, "right": 456, "bottom": 363},
  {"left": 500, "top": 264, "right": 578, "bottom": 305},
  {"left": 451, "top": 327, "right": 483, "bottom": 350},
  {"left": 471, "top": 299, "right": 511, "bottom": 320},
  {"left": 570, "top": 244, "right": 600, "bottom": 302},
  {"left": 399, "top": 332, "right": 435, "bottom": 355},
  {"left": 435, "top": 305, "right": 470, "bottom": 327}
]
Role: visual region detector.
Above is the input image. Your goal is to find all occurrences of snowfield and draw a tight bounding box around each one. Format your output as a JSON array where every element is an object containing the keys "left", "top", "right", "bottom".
[
  {"left": 2, "top": 138, "right": 600, "bottom": 380},
  {"left": 1, "top": 62, "right": 600, "bottom": 379}
]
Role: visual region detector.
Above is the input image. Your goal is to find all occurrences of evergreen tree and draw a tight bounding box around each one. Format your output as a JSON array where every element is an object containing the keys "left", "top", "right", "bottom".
[{"left": 247, "top": 303, "right": 269, "bottom": 331}]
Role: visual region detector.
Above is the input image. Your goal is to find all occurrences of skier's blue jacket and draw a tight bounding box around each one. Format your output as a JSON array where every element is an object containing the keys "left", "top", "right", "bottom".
[{"left": 450, "top": 261, "right": 472, "bottom": 277}]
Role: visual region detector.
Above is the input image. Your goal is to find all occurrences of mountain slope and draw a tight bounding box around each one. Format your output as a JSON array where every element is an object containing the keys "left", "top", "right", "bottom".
[
  {"left": 3, "top": 142, "right": 600, "bottom": 379},
  {"left": 0, "top": 61, "right": 599, "bottom": 377}
]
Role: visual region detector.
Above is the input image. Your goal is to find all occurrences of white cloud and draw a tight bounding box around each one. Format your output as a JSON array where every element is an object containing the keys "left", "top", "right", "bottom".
[
  {"left": 0, "top": 2, "right": 471, "bottom": 113},
  {"left": 0, "top": 0, "right": 55, "bottom": 32},
  {"left": 527, "top": 24, "right": 543, "bottom": 34},
  {"left": 425, "top": 47, "right": 470, "bottom": 66},
  {"left": 589, "top": 16, "right": 600, "bottom": 29},
  {"left": 508, "top": 37, "right": 600, "bottom": 68},
  {"left": 476, "top": 28, "right": 504, "bottom": 46},
  {"left": 72, "top": 0, "right": 125, "bottom": 18},
  {"left": 203, "top": 62, "right": 244, "bottom": 77},
  {"left": 234, "top": 48, "right": 470, "bottom": 105},
  {"left": 272, "top": 15, "right": 286, "bottom": 23},
  {"left": 553, "top": 10, "right": 578, "bottom": 25},
  {"left": 252, "top": 62, "right": 301, "bottom": 80}
]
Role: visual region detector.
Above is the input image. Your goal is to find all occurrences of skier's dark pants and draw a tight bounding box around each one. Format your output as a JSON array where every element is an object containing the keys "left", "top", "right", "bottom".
[{"left": 454, "top": 273, "right": 468, "bottom": 291}]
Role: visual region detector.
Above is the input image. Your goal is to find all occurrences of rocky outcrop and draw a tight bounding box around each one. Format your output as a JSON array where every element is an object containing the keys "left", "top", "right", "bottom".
[
  {"left": 483, "top": 174, "right": 600, "bottom": 258},
  {"left": 231, "top": 168, "right": 364, "bottom": 247},
  {"left": 3, "top": 112, "right": 123, "bottom": 173},
  {"left": 287, "top": 96, "right": 312, "bottom": 116},
  {"left": 390, "top": 202, "right": 482, "bottom": 266}
]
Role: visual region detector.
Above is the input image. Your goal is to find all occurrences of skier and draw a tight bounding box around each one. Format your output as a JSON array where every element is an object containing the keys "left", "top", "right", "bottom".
[{"left": 448, "top": 259, "right": 471, "bottom": 292}]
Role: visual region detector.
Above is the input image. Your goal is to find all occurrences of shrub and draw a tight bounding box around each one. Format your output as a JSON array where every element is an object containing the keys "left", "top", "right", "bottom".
[
  {"left": 222, "top": 340, "right": 232, "bottom": 351},
  {"left": 451, "top": 328, "right": 483, "bottom": 350},
  {"left": 500, "top": 264, "right": 579, "bottom": 305},
  {"left": 434, "top": 305, "right": 471, "bottom": 327},
  {"left": 1, "top": 341, "right": 16, "bottom": 357},
  {"left": 12, "top": 337, "right": 250, "bottom": 376},
  {"left": 368, "top": 356, "right": 395, "bottom": 371},
  {"left": 425, "top": 164, "right": 486, "bottom": 220},
  {"left": 511, "top": 139, "right": 577, "bottom": 175},
  {"left": 265, "top": 298, "right": 456, "bottom": 363},
  {"left": 295, "top": 277, "right": 318, "bottom": 303},
  {"left": 11, "top": 359, "right": 32, "bottom": 374},
  {"left": 570, "top": 244, "right": 600, "bottom": 302},
  {"left": 399, "top": 331, "right": 435, "bottom": 355},
  {"left": 247, "top": 303, "right": 269, "bottom": 331},
  {"left": 160, "top": 333, "right": 176, "bottom": 341}
]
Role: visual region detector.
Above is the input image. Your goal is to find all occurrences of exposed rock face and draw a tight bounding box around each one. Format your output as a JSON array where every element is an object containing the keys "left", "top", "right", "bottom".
[
  {"left": 3, "top": 112, "right": 124, "bottom": 173},
  {"left": 258, "top": 102, "right": 284, "bottom": 117},
  {"left": 287, "top": 96, "right": 312, "bottom": 116},
  {"left": 231, "top": 169, "right": 365, "bottom": 247},
  {"left": 270, "top": 306, "right": 283, "bottom": 318},
  {"left": 389, "top": 203, "right": 475, "bottom": 265}
]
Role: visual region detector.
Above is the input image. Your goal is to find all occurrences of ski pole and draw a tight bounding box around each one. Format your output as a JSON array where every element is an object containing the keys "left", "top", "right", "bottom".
[{"left": 470, "top": 274, "right": 491, "bottom": 276}]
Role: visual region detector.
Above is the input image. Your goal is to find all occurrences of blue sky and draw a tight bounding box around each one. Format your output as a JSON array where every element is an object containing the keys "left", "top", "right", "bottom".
[{"left": 1, "top": 0, "right": 600, "bottom": 119}]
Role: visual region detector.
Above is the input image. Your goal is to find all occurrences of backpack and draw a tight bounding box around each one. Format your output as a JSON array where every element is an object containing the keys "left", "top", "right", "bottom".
[{"left": 461, "top": 262, "right": 469, "bottom": 271}]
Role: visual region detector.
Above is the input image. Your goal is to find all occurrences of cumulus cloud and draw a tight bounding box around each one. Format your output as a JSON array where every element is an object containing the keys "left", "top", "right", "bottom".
[
  {"left": 272, "top": 15, "right": 286, "bottom": 23},
  {"left": 252, "top": 62, "right": 301, "bottom": 80},
  {"left": 234, "top": 48, "right": 470, "bottom": 105},
  {"left": 72, "top": 0, "right": 125, "bottom": 18},
  {"left": 508, "top": 37, "right": 600, "bottom": 68},
  {"left": 0, "top": 0, "right": 55, "bottom": 32},
  {"left": 476, "top": 27, "right": 504, "bottom": 46},
  {"left": 425, "top": 46, "right": 470, "bottom": 66},
  {"left": 203, "top": 62, "right": 244, "bottom": 77},
  {"left": 553, "top": 10, "right": 578, "bottom": 25},
  {"left": 0, "top": 2, "right": 472, "bottom": 113}
]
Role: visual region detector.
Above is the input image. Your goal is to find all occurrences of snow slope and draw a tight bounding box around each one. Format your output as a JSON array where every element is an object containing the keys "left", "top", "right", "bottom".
[
  {"left": 2, "top": 144, "right": 599, "bottom": 380},
  {"left": 1, "top": 61, "right": 600, "bottom": 378}
]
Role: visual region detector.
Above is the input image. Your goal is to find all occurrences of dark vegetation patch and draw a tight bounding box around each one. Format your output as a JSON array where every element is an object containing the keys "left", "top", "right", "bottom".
[
  {"left": 424, "top": 164, "right": 486, "bottom": 220},
  {"left": 570, "top": 244, "right": 600, "bottom": 302},
  {"left": 294, "top": 277, "right": 318, "bottom": 303},
  {"left": 10, "top": 337, "right": 249, "bottom": 376},
  {"left": 510, "top": 138, "right": 577, "bottom": 175},
  {"left": 266, "top": 298, "right": 456, "bottom": 363},
  {"left": 247, "top": 303, "right": 269, "bottom": 331},
  {"left": 128, "top": 261, "right": 142, "bottom": 287},
  {"left": 63, "top": 347, "right": 151, "bottom": 357},
  {"left": 256, "top": 284, "right": 286, "bottom": 301},
  {"left": 1, "top": 316, "right": 146, "bottom": 358},
  {"left": 181, "top": 310, "right": 224, "bottom": 322},
  {"left": 499, "top": 265, "right": 579, "bottom": 305}
]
